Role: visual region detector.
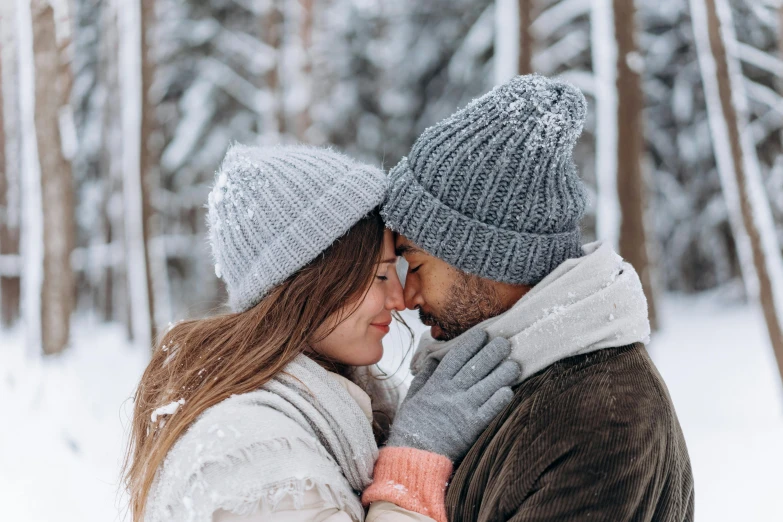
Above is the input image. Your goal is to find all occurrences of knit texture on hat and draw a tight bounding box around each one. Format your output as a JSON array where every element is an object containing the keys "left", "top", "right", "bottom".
[
  {"left": 207, "top": 143, "right": 387, "bottom": 312},
  {"left": 382, "top": 74, "right": 588, "bottom": 286}
]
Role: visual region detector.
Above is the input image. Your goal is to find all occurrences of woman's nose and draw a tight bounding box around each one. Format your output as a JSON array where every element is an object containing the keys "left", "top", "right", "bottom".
[{"left": 386, "top": 272, "right": 405, "bottom": 312}]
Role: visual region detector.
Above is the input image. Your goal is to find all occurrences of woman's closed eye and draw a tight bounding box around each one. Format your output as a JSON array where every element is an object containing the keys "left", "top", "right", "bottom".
[{"left": 409, "top": 264, "right": 421, "bottom": 274}]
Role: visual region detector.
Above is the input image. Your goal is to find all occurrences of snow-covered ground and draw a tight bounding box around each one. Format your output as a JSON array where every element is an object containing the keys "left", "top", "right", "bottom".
[
  {"left": 1, "top": 293, "right": 781, "bottom": 521},
  {"left": 650, "top": 294, "right": 783, "bottom": 522}
]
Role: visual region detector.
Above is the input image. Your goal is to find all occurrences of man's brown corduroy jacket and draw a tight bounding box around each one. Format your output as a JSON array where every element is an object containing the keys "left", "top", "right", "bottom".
[{"left": 446, "top": 343, "right": 694, "bottom": 522}]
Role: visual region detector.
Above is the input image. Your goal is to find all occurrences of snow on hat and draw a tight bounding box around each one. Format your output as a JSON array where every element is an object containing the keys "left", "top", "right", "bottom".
[
  {"left": 382, "top": 74, "right": 588, "bottom": 285},
  {"left": 207, "top": 143, "right": 387, "bottom": 312}
]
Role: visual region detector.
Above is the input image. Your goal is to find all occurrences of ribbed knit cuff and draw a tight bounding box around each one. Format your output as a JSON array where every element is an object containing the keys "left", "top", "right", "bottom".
[
  {"left": 381, "top": 158, "right": 583, "bottom": 287},
  {"left": 362, "top": 447, "right": 453, "bottom": 522}
]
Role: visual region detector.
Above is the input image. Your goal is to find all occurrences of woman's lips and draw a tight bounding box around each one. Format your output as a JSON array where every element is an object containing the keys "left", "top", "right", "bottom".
[{"left": 371, "top": 322, "right": 391, "bottom": 333}]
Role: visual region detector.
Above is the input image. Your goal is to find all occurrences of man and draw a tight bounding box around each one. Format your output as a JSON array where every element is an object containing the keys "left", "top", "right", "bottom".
[{"left": 381, "top": 75, "right": 694, "bottom": 521}]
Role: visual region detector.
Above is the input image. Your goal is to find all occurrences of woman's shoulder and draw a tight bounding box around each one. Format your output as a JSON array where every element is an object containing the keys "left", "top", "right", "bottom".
[
  {"left": 147, "top": 390, "right": 362, "bottom": 522},
  {"left": 162, "top": 389, "right": 337, "bottom": 479},
  {"left": 185, "top": 388, "right": 317, "bottom": 448}
]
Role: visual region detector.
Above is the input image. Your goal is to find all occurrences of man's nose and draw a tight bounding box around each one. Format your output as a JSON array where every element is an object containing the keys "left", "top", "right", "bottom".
[{"left": 403, "top": 276, "right": 423, "bottom": 310}]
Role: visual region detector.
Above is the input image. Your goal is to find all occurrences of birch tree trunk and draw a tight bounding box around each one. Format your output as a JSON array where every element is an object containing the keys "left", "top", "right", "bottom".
[
  {"left": 118, "top": 0, "right": 154, "bottom": 349},
  {"left": 592, "top": 0, "right": 658, "bottom": 330},
  {"left": 32, "top": 0, "right": 75, "bottom": 354},
  {"left": 591, "top": 0, "right": 619, "bottom": 247},
  {"left": 691, "top": 0, "right": 783, "bottom": 384},
  {"left": 613, "top": 0, "right": 657, "bottom": 330},
  {"left": 495, "top": 0, "right": 520, "bottom": 85},
  {"left": 141, "top": 0, "right": 170, "bottom": 340}
]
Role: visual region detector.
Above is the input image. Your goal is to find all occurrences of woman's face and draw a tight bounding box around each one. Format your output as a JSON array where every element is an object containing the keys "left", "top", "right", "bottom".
[{"left": 312, "top": 230, "right": 405, "bottom": 366}]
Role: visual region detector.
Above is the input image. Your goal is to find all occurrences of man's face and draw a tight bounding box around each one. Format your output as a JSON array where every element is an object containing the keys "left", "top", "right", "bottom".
[{"left": 395, "top": 235, "right": 506, "bottom": 341}]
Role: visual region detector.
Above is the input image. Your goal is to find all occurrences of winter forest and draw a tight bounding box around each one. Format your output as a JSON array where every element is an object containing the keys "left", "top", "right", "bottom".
[{"left": 1, "top": 0, "right": 783, "bottom": 520}]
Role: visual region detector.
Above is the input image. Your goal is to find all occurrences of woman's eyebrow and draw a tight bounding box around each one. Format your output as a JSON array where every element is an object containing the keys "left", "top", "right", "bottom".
[{"left": 379, "top": 257, "right": 398, "bottom": 264}]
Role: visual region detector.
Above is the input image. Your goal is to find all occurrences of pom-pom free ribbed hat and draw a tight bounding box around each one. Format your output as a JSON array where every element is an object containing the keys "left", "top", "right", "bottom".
[
  {"left": 382, "top": 74, "right": 588, "bottom": 285},
  {"left": 207, "top": 143, "right": 387, "bottom": 312}
]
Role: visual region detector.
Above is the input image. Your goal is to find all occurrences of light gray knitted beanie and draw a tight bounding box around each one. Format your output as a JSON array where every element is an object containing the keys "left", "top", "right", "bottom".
[
  {"left": 382, "top": 74, "right": 588, "bottom": 286},
  {"left": 207, "top": 143, "right": 387, "bottom": 312}
]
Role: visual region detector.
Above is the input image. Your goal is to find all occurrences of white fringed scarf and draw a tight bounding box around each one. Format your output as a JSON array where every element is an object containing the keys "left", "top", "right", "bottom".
[
  {"left": 413, "top": 242, "right": 651, "bottom": 382},
  {"left": 145, "top": 355, "right": 398, "bottom": 522}
]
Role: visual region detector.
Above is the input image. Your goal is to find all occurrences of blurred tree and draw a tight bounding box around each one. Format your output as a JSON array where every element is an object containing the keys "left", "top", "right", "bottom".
[
  {"left": 691, "top": 0, "right": 783, "bottom": 383},
  {"left": 495, "top": 0, "right": 535, "bottom": 81},
  {"left": 24, "top": 0, "right": 782, "bottom": 336},
  {"left": 261, "top": 0, "right": 283, "bottom": 138},
  {"left": 32, "top": 0, "right": 75, "bottom": 354},
  {"left": 72, "top": 0, "right": 114, "bottom": 322},
  {"left": 614, "top": 0, "right": 658, "bottom": 330},
  {"left": 118, "top": 0, "right": 154, "bottom": 349},
  {"left": 495, "top": 0, "right": 520, "bottom": 84},
  {"left": 141, "top": 0, "right": 171, "bottom": 341},
  {"left": 592, "top": 0, "right": 658, "bottom": 329},
  {"left": 519, "top": 0, "right": 534, "bottom": 75},
  {"left": 296, "top": 0, "right": 313, "bottom": 140},
  {"left": 0, "top": 7, "right": 21, "bottom": 328},
  {"left": 0, "top": 28, "right": 8, "bottom": 321}
]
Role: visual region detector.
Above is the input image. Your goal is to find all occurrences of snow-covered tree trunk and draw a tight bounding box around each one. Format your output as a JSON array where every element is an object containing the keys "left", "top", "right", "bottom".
[
  {"left": 31, "top": 0, "right": 75, "bottom": 355},
  {"left": 690, "top": 0, "right": 783, "bottom": 384},
  {"left": 591, "top": 0, "right": 657, "bottom": 329},
  {"left": 53, "top": 0, "right": 75, "bottom": 163},
  {"left": 295, "top": 0, "right": 313, "bottom": 141},
  {"left": 690, "top": 0, "right": 758, "bottom": 298},
  {"left": 99, "top": 0, "right": 121, "bottom": 324},
  {"left": 780, "top": 5, "right": 783, "bottom": 77},
  {"left": 494, "top": 0, "right": 535, "bottom": 83},
  {"left": 591, "top": 0, "right": 619, "bottom": 248},
  {"left": 0, "top": 6, "right": 22, "bottom": 328},
  {"left": 141, "top": 0, "right": 171, "bottom": 338},
  {"left": 262, "top": 1, "right": 284, "bottom": 138},
  {"left": 778, "top": 2, "right": 783, "bottom": 156},
  {"left": 118, "top": 0, "right": 154, "bottom": 349},
  {"left": 17, "top": 0, "right": 43, "bottom": 354},
  {"left": 495, "top": 0, "right": 519, "bottom": 85},
  {"left": 613, "top": 0, "right": 657, "bottom": 330}
]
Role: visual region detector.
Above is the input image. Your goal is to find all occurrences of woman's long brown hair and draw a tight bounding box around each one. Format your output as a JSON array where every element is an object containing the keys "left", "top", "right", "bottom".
[{"left": 123, "top": 209, "right": 386, "bottom": 521}]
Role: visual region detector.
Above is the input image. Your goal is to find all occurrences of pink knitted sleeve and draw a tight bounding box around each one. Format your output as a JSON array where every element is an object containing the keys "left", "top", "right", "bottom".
[{"left": 361, "top": 447, "right": 454, "bottom": 522}]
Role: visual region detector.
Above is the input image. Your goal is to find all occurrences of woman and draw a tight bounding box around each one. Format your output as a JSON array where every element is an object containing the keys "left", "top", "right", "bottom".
[{"left": 123, "top": 144, "right": 519, "bottom": 522}]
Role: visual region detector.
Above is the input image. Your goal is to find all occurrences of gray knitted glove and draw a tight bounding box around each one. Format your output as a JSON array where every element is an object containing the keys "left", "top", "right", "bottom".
[{"left": 388, "top": 329, "right": 519, "bottom": 462}]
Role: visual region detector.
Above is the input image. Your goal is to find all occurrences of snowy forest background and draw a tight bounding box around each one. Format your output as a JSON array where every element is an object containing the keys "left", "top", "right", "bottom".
[{"left": 1, "top": 0, "right": 783, "bottom": 520}]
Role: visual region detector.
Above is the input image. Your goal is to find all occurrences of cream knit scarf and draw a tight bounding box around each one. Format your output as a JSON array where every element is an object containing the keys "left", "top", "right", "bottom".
[
  {"left": 413, "top": 241, "right": 651, "bottom": 382},
  {"left": 145, "top": 355, "right": 386, "bottom": 522}
]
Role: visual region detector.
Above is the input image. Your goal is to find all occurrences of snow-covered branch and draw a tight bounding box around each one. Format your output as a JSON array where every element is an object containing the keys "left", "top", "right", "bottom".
[
  {"left": 532, "top": 30, "right": 588, "bottom": 75},
  {"left": 200, "top": 57, "right": 274, "bottom": 115},
  {"left": 448, "top": 5, "right": 494, "bottom": 83},
  {"left": 744, "top": 77, "right": 783, "bottom": 116},
  {"left": 554, "top": 69, "right": 594, "bottom": 97},
  {"left": 734, "top": 41, "right": 783, "bottom": 77},
  {"left": 531, "top": 0, "right": 589, "bottom": 41}
]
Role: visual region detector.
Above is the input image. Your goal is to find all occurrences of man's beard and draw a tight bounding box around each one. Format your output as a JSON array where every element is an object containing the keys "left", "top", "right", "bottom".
[{"left": 418, "top": 271, "right": 508, "bottom": 341}]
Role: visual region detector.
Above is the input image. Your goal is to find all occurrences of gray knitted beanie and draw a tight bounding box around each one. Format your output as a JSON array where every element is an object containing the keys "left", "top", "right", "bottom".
[
  {"left": 207, "top": 143, "right": 387, "bottom": 312},
  {"left": 382, "top": 74, "right": 588, "bottom": 286}
]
